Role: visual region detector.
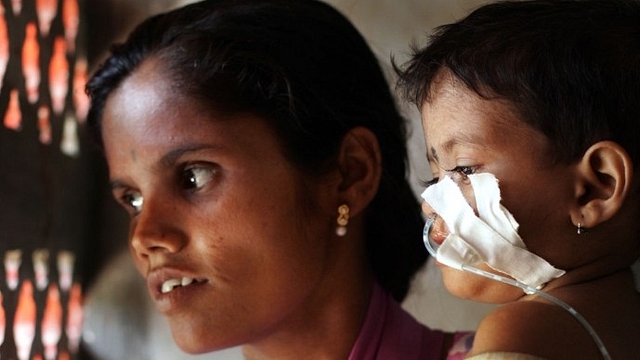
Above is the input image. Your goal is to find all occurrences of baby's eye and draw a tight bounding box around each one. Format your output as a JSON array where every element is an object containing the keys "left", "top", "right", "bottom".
[
  {"left": 122, "top": 192, "right": 144, "bottom": 214},
  {"left": 452, "top": 166, "right": 476, "bottom": 176},
  {"left": 180, "top": 165, "right": 215, "bottom": 190},
  {"left": 445, "top": 165, "right": 478, "bottom": 183}
]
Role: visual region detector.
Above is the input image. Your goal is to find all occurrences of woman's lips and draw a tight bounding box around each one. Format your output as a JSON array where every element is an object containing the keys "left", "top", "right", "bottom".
[
  {"left": 147, "top": 268, "right": 209, "bottom": 313},
  {"left": 155, "top": 280, "right": 208, "bottom": 314},
  {"left": 148, "top": 268, "right": 205, "bottom": 297},
  {"left": 161, "top": 276, "right": 201, "bottom": 294}
]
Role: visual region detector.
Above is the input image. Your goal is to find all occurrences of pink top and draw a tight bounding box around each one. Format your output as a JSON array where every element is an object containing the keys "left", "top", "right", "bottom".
[{"left": 348, "top": 283, "right": 463, "bottom": 360}]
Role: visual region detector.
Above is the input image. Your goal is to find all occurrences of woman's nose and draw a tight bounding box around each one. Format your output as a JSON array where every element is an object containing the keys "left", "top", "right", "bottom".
[{"left": 129, "top": 195, "right": 186, "bottom": 259}]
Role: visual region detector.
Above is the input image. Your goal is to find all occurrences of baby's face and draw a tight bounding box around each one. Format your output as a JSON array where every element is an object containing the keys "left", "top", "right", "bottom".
[{"left": 419, "top": 72, "right": 577, "bottom": 302}]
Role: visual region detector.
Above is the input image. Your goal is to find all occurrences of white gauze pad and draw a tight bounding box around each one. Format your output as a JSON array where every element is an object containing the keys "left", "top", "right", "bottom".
[{"left": 421, "top": 173, "right": 565, "bottom": 289}]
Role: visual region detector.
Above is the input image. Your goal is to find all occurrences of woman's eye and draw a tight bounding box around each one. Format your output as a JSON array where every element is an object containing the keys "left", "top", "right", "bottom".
[
  {"left": 180, "top": 166, "right": 215, "bottom": 190},
  {"left": 122, "top": 192, "right": 144, "bottom": 213}
]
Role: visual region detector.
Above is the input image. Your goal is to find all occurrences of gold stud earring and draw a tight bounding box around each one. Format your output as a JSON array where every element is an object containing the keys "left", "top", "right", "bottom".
[
  {"left": 576, "top": 214, "right": 589, "bottom": 235},
  {"left": 336, "top": 204, "right": 349, "bottom": 236}
]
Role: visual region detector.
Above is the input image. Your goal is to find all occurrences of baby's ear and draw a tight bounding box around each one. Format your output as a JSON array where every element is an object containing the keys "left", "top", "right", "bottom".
[
  {"left": 335, "top": 127, "right": 382, "bottom": 217},
  {"left": 571, "top": 141, "right": 633, "bottom": 227}
]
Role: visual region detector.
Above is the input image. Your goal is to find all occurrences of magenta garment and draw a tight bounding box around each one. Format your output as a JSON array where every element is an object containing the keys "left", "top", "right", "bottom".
[{"left": 348, "top": 283, "right": 448, "bottom": 360}]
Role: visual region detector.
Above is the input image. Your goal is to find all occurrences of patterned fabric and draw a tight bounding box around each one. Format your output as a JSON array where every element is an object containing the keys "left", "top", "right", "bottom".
[
  {"left": 348, "top": 283, "right": 472, "bottom": 359},
  {"left": 446, "top": 331, "right": 475, "bottom": 360},
  {"left": 0, "top": 0, "right": 92, "bottom": 359}
]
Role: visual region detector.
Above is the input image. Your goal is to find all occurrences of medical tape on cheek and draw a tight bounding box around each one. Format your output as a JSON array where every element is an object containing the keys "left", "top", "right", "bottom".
[
  {"left": 421, "top": 173, "right": 565, "bottom": 289},
  {"left": 469, "top": 174, "right": 523, "bottom": 247}
]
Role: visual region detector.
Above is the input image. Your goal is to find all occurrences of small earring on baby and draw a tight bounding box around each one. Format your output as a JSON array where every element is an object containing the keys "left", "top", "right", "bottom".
[{"left": 336, "top": 204, "right": 350, "bottom": 236}]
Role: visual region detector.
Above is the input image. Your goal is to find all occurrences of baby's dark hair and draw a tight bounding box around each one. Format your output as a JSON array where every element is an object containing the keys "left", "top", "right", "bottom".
[
  {"left": 87, "top": 0, "right": 426, "bottom": 301},
  {"left": 397, "top": 0, "right": 640, "bottom": 166}
]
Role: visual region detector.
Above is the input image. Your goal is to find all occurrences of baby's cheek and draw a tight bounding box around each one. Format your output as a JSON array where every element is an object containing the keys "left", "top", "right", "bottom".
[{"left": 421, "top": 201, "right": 435, "bottom": 216}]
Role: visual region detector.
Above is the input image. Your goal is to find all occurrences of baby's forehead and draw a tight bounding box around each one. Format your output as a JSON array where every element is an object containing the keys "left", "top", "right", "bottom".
[{"left": 424, "top": 69, "right": 462, "bottom": 100}]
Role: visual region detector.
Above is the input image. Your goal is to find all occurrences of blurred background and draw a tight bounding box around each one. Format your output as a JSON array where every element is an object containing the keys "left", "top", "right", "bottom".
[{"left": 0, "top": 0, "right": 496, "bottom": 359}]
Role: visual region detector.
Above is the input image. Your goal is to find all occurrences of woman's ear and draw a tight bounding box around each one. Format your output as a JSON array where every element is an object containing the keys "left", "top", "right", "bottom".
[
  {"left": 572, "top": 141, "right": 633, "bottom": 227},
  {"left": 336, "top": 127, "right": 382, "bottom": 217}
]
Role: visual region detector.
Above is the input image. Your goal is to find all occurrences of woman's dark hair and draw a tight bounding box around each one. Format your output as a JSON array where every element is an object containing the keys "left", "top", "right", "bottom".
[
  {"left": 87, "top": 0, "right": 426, "bottom": 301},
  {"left": 397, "top": 0, "right": 640, "bottom": 166}
]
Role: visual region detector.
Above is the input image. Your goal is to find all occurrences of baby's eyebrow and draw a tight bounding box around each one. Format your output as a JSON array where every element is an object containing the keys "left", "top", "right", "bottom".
[
  {"left": 428, "top": 147, "right": 439, "bottom": 163},
  {"left": 428, "top": 139, "right": 460, "bottom": 164}
]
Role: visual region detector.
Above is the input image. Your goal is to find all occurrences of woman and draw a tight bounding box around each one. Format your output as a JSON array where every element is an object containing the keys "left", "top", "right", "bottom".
[
  {"left": 397, "top": 0, "right": 640, "bottom": 358},
  {"left": 86, "top": 0, "right": 469, "bottom": 358}
]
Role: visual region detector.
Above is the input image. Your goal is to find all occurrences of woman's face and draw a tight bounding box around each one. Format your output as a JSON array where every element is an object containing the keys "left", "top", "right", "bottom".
[
  {"left": 101, "top": 59, "right": 338, "bottom": 352},
  {"left": 421, "top": 73, "right": 576, "bottom": 303}
]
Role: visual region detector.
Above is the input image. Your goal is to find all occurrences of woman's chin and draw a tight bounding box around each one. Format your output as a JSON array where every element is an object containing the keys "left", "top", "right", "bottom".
[{"left": 170, "top": 323, "right": 238, "bottom": 355}]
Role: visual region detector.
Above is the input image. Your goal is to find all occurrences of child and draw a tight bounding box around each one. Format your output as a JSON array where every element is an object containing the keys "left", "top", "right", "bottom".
[{"left": 397, "top": 0, "right": 640, "bottom": 359}]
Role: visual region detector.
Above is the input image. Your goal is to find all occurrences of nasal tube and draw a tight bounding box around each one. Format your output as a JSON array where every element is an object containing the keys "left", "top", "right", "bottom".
[{"left": 423, "top": 218, "right": 611, "bottom": 360}]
